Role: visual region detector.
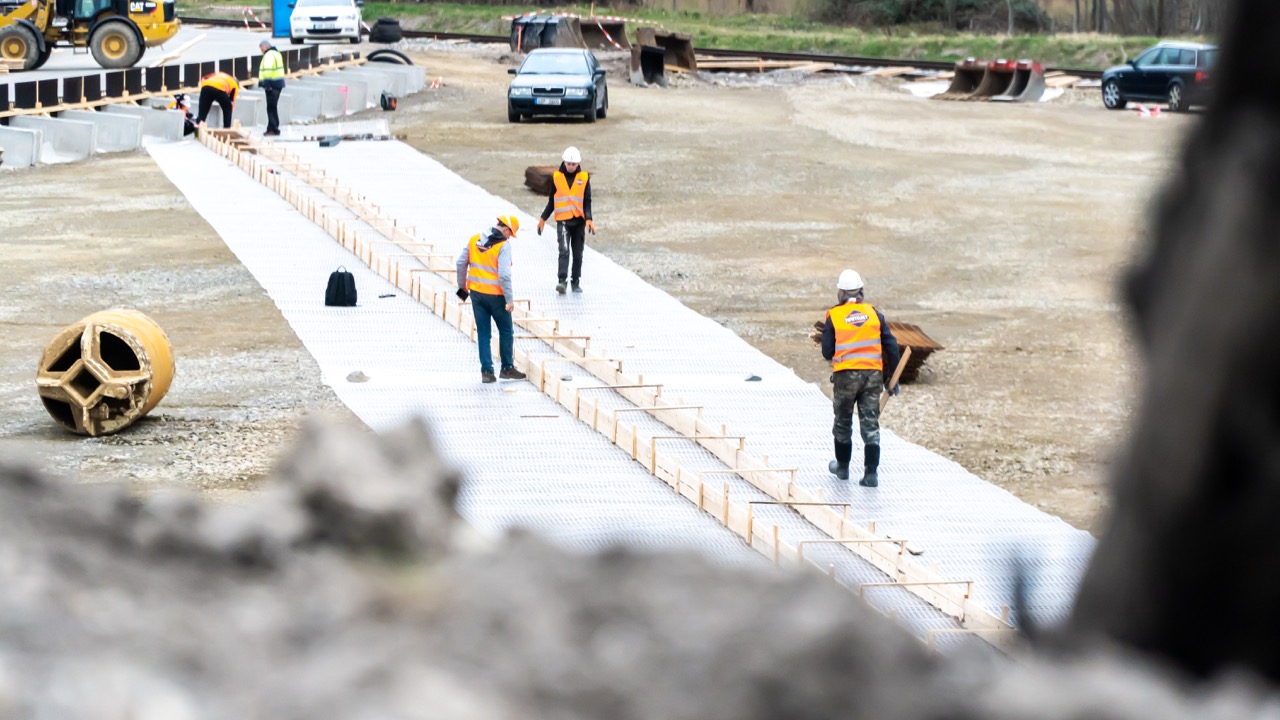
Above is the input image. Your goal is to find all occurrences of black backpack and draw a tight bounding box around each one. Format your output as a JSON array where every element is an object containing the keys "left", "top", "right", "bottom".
[{"left": 325, "top": 266, "right": 357, "bottom": 306}]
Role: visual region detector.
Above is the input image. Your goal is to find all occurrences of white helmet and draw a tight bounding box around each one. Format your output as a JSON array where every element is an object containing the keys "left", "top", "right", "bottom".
[
  {"left": 562, "top": 146, "right": 582, "bottom": 164},
  {"left": 837, "top": 269, "right": 864, "bottom": 291}
]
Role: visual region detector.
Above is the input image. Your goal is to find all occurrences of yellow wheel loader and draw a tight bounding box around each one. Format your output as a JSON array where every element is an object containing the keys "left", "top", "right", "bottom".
[{"left": 0, "top": 0, "right": 178, "bottom": 71}]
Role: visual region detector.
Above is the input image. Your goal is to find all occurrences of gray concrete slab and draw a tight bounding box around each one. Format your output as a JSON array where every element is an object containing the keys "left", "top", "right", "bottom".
[
  {"left": 301, "top": 76, "right": 370, "bottom": 115},
  {"left": 348, "top": 65, "right": 413, "bottom": 96},
  {"left": 328, "top": 68, "right": 391, "bottom": 104},
  {"left": 364, "top": 63, "right": 427, "bottom": 94},
  {"left": 11, "top": 116, "right": 95, "bottom": 163},
  {"left": 0, "top": 126, "right": 43, "bottom": 168},
  {"left": 280, "top": 86, "right": 323, "bottom": 123},
  {"left": 240, "top": 89, "right": 294, "bottom": 126},
  {"left": 104, "top": 104, "right": 186, "bottom": 141},
  {"left": 293, "top": 77, "right": 360, "bottom": 117},
  {"left": 59, "top": 109, "right": 144, "bottom": 152},
  {"left": 232, "top": 95, "right": 266, "bottom": 127}
]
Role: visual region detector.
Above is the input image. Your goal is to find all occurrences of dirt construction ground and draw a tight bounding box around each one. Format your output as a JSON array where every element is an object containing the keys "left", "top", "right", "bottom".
[{"left": 0, "top": 42, "right": 1189, "bottom": 532}]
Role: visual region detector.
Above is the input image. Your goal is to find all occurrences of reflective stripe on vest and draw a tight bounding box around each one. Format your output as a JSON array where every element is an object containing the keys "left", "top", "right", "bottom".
[
  {"left": 259, "top": 49, "right": 285, "bottom": 81},
  {"left": 552, "top": 170, "right": 588, "bottom": 221},
  {"left": 828, "top": 302, "right": 883, "bottom": 371},
  {"left": 466, "top": 234, "right": 505, "bottom": 296},
  {"left": 200, "top": 72, "right": 239, "bottom": 95}
]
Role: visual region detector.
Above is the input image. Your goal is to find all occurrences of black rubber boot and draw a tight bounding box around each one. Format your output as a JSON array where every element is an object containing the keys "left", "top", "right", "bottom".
[
  {"left": 859, "top": 444, "right": 881, "bottom": 487},
  {"left": 828, "top": 440, "right": 853, "bottom": 480}
]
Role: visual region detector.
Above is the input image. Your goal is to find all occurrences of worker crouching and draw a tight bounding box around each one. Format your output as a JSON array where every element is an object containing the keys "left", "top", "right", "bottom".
[
  {"left": 822, "top": 270, "right": 900, "bottom": 487},
  {"left": 456, "top": 216, "right": 527, "bottom": 384}
]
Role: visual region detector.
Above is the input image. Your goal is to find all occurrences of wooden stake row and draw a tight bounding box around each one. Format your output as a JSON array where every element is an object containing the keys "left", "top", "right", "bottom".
[{"left": 198, "top": 128, "right": 1016, "bottom": 650}]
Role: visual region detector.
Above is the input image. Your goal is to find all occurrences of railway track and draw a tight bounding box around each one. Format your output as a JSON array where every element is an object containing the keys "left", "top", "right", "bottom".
[{"left": 179, "top": 15, "right": 1104, "bottom": 80}]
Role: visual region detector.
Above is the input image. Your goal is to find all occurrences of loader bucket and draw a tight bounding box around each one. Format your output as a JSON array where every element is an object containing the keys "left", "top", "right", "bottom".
[
  {"left": 933, "top": 58, "right": 986, "bottom": 101},
  {"left": 635, "top": 26, "right": 696, "bottom": 71},
  {"left": 630, "top": 43, "right": 667, "bottom": 86},
  {"left": 991, "top": 59, "right": 1046, "bottom": 102},
  {"left": 581, "top": 18, "right": 630, "bottom": 50},
  {"left": 510, "top": 15, "right": 586, "bottom": 52},
  {"left": 968, "top": 59, "right": 1017, "bottom": 100}
]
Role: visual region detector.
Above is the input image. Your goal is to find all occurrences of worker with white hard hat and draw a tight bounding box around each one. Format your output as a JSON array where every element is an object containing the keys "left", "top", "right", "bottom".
[
  {"left": 457, "top": 215, "right": 527, "bottom": 384},
  {"left": 821, "top": 269, "right": 901, "bottom": 487},
  {"left": 537, "top": 146, "right": 596, "bottom": 295}
]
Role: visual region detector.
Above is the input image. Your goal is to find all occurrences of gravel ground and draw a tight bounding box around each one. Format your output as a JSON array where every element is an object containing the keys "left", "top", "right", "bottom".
[{"left": 0, "top": 154, "right": 355, "bottom": 500}]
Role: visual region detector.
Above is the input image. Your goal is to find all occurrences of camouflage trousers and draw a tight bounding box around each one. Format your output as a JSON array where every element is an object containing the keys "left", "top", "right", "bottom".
[{"left": 832, "top": 369, "right": 883, "bottom": 446}]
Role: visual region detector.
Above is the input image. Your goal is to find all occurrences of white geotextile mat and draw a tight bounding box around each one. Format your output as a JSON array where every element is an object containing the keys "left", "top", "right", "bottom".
[
  {"left": 149, "top": 136, "right": 1094, "bottom": 630},
  {"left": 280, "top": 139, "right": 1097, "bottom": 626}
]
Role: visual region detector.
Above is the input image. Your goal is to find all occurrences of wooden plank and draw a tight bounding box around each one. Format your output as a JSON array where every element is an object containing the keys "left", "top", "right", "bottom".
[
  {"left": 1045, "top": 75, "right": 1083, "bottom": 88},
  {"left": 864, "top": 66, "right": 917, "bottom": 78}
]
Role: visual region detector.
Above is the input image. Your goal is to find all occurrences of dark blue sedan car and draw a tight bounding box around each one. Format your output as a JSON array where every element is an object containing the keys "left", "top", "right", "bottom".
[
  {"left": 508, "top": 48, "right": 609, "bottom": 123},
  {"left": 1101, "top": 41, "right": 1216, "bottom": 112}
]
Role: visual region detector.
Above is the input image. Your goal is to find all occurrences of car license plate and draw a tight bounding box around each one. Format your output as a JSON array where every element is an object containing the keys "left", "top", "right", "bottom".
[
  {"left": 535, "top": 98, "right": 561, "bottom": 106},
  {"left": 312, "top": 22, "right": 335, "bottom": 29}
]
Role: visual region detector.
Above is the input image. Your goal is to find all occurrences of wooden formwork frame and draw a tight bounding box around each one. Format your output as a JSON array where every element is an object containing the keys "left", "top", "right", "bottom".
[{"left": 198, "top": 128, "right": 1017, "bottom": 651}]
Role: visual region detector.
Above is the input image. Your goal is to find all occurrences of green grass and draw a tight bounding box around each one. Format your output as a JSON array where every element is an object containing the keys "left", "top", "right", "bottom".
[{"left": 193, "top": 0, "right": 1179, "bottom": 69}]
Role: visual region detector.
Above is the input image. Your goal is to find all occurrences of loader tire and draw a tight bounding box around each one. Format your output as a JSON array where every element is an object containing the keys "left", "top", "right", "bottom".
[
  {"left": 90, "top": 21, "right": 142, "bottom": 69},
  {"left": 31, "top": 44, "right": 53, "bottom": 70},
  {"left": 0, "top": 25, "right": 40, "bottom": 71}
]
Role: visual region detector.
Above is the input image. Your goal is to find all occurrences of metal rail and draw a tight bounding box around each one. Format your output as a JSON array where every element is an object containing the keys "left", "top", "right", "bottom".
[{"left": 177, "top": 15, "right": 1104, "bottom": 79}]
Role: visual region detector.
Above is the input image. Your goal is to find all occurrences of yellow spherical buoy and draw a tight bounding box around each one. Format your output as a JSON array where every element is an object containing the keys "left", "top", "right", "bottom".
[{"left": 35, "top": 309, "right": 175, "bottom": 436}]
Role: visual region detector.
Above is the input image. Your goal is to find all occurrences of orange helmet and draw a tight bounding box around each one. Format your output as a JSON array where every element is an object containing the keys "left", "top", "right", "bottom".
[{"left": 496, "top": 215, "right": 520, "bottom": 236}]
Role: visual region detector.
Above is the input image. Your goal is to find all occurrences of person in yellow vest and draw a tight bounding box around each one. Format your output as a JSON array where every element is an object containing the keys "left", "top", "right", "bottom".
[
  {"left": 195, "top": 71, "right": 239, "bottom": 129},
  {"left": 821, "top": 269, "right": 901, "bottom": 487},
  {"left": 536, "top": 146, "right": 595, "bottom": 295},
  {"left": 258, "top": 40, "right": 286, "bottom": 137},
  {"left": 456, "top": 215, "right": 527, "bottom": 384}
]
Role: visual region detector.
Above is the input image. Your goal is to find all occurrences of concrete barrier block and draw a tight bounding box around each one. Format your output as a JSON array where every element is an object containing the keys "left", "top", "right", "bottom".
[
  {"left": 233, "top": 95, "right": 265, "bottom": 127},
  {"left": 365, "top": 63, "right": 426, "bottom": 94},
  {"left": 329, "top": 68, "right": 391, "bottom": 103},
  {"left": 105, "top": 105, "right": 186, "bottom": 141},
  {"left": 0, "top": 126, "right": 43, "bottom": 168},
  {"left": 293, "top": 79, "right": 350, "bottom": 118},
  {"left": 60, "top": 109, "right": 144, "bottom": 152},
  {"left": 343, "top": 67, "right": 407, "bottom": 97},
  {"left": 11, "top": 116, "right": 95, "bottom": 163},
  {"left": 280, "top": 85, "right": 323, "bottom": 122},
  {"left": 241, "top": 89, "right": 295, "bottom": 126},
  {"left": 299, "top": 76, "right": 368, "bottom": 115}
]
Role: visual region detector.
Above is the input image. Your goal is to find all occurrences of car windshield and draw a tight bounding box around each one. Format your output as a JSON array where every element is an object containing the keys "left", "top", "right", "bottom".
[
  {"left": 1198, "top": 49, "right": 1218, "bottom": 68},
  {"left": 519, "top": 53, "right": 588, "bottom": 75},
  {"left": 296, "top": 0, "right": 352, "bottom": 8}
]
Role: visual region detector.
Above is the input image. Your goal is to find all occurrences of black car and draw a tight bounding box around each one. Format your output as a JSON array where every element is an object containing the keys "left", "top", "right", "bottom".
[
  {"left": 1101, "top": 41, "right": 1216, "bottom": 112},
  {"left": 507, "top": 48, "right": 609, "bottom": 123}
]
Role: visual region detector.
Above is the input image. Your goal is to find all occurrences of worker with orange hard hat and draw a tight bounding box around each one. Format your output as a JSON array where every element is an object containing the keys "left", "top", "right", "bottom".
[{"left": 456, "top": 215, "right": 527, "bottom": 384}]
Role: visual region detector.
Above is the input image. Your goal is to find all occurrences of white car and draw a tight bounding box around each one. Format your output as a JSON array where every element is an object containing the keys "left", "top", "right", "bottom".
[{"left": 289, "top": 0, "right": 363, "bottom": 44}]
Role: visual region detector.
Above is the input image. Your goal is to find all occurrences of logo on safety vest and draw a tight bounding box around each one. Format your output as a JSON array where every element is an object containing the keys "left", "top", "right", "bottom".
[{"left": 848, "top": 312, "right": 868, "bottom": 326}]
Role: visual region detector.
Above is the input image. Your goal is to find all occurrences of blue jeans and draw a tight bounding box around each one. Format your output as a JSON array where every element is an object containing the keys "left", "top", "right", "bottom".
[{"left": 471, "top": 291, "right": 513, "bottom": 373}]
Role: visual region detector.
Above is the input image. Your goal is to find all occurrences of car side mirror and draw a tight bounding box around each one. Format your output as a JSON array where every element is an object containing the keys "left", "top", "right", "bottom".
[
  {"left": 1127, "top": 59, "right": 1137, "bottom": 68},
  {"left": 355, "top": 0, "right": 363, "bottom": 6},
  {"left": 508, "top": 68, "right": 517, "bottom": 75},
  {"left": 596, "top": 69, "right": 606, "bottom": 76},
  {"left": 287, "top": 2, "right": 294, "bottom": 6}
]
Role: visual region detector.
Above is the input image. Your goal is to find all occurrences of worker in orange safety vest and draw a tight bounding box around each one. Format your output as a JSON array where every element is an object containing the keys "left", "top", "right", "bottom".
[
  {"left": 536, "top": 146, "right": 596, "bottom": 295},
  {"left": 456, "top": 215, "right": 527, "bottom": 384},
  {"left": 195, "top": 71, "right": 239, "bottom": 129},
  {"left": 821, "top": 269, "right": 901, "bottom": 487}
]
